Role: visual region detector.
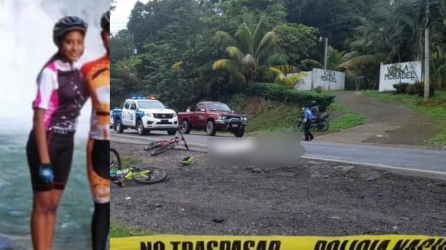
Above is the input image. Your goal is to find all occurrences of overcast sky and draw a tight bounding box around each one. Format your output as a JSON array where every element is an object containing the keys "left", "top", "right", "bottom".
[{"left": 111, "top": 0, "right": 150, "bottom": 34}]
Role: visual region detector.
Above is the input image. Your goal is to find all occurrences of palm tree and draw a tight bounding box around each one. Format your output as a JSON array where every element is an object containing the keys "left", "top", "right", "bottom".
[
  {"left": 114, "top": 57, "right": 142, "bottom": 85},
  {"left": 212, "top": 18, "right": 296, "bottom": 84},
  {"left": 300, "top": 47, "right": 347, "bottom": 71},
  {"left": 338, "top": 2, "right": 420, "bottom": 70}
]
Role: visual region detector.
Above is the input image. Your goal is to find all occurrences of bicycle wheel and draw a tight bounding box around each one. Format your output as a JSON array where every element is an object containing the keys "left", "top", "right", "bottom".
[
  {"left": 293, "top": 120, "right": 303, "bottom": 132},
  {"left": 132, "top": 167, "right": 167, "bottom": 184},
  {"left": 151, "top": 142, "right": 176, "bottom": 156},
  {"left": 144, "top": 141, "right": 159, "bottom": 151},
  {"left": 110, "top": 148, "right": 121, "bottom": 171}
]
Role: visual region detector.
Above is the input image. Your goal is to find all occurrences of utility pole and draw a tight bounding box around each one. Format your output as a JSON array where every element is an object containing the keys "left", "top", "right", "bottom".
[
  {"left": 320, "top": 36, "right": 329, "bottom": 70},
  {"left": 132, "top": 31, "right": 137, "bottom": 55},
  {"left": 324, "top": 37, "right": 328, "bottom": 70},
  {"left": 424, "top": 0, "right": 430, "bottom": 101}
]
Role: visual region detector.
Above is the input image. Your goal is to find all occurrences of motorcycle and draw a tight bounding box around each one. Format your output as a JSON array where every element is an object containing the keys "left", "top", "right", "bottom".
[{"left": 293, "top": 112, "right": 330, "bottom": 132}]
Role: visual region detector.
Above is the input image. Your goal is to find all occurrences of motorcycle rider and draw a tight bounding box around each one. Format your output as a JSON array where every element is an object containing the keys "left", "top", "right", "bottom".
[{"left": 310, "top": 100, "right": 320, "bottom": 122}]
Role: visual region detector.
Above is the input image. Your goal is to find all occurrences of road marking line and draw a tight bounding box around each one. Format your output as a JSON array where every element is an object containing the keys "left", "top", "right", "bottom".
[{"left": 302, "top": 156, "right": 446, "bottom": 176}]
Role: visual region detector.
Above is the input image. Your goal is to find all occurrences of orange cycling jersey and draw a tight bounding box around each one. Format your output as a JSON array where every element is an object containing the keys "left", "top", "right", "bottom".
[{"left": 81, "top": 55, "right": 110, "bottom": 140}]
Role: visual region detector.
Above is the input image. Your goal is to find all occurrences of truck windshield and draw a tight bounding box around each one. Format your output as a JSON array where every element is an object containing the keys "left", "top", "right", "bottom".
[
  {"left": 208, "top": 103, "right": 231, "bottom": 112},
  {"left": 137, "top": 101, "right": 166, "bottom": 109}
]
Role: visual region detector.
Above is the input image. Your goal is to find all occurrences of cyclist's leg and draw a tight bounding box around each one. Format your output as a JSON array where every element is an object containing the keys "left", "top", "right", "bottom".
[
  {"left": 47, "top": 135, "right": 74, "bottom": 248},
  {"left": 27, "top": 131, "right": 74, "bottom": 250},
  {"left": 87, "top": 139, "right": 110, "bottom": 250}
]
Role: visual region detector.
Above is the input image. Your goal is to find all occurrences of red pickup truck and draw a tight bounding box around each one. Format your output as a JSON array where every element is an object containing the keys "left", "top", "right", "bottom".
[{"left": 178, "top": 101, "right": 247, "bottom": 137}]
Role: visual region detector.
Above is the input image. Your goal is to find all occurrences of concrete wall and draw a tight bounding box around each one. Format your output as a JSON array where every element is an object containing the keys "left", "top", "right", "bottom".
[{"left": 379, "top": 61, "right": 422, "bottom": 92}]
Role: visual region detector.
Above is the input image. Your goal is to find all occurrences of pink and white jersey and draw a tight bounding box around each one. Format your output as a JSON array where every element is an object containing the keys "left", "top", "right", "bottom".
[{"left": 33, "top": 59, "right": 88, "bottom": 133}]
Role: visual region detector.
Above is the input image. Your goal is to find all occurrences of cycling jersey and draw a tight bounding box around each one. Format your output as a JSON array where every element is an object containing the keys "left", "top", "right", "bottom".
[
  {"left": 28, "top": 57, "right": 86, "bottom": 191},
  {"left": 81, "top": 55, "right": 110, "bottom": 140},
  {"left": 33, "top": 59, "right": 88, "bottom": 133},
  {"left": 82, "top": 55, "right": 110, "bottom": 205}
]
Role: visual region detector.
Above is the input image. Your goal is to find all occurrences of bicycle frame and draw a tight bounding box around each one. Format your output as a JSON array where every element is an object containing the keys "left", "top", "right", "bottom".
[
  {"left": 177, "top": 127, "right": 190, "bottom": 150},
  {"left": 152, "top": 127, "right": 189, "bottom": 150},
  {"left": 123, "top": 168, "right": 151, "bottom": 180}
]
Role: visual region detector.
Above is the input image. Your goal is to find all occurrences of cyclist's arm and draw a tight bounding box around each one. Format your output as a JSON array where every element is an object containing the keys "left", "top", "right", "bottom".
[{"left": 32, "top": 68, "right": 55, "bottom": 164}]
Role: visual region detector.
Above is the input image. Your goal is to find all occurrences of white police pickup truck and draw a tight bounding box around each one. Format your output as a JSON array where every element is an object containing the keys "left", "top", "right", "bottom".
[{"left": 112, "top": 97, "right": 178, "bottom": 135}]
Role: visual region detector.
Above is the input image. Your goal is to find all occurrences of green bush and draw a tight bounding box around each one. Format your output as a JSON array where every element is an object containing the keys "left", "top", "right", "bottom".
[
  {"left": 407, "top": 84, "right": 416, "bottom": 95},
  {"left": 393, "top": 83, "right": 409, "bottom": 94},
  {"left": 407, "top": 82, "right": 435, "bottom": 97},
  {"left": 243, "top": 83, "right": 335, "bottom": 111},
  {"left": 314, "top": 86, "right": 323, "bottom": 93}
]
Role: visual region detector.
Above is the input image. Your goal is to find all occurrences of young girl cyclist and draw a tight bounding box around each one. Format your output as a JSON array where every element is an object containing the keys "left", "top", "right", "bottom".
[{"left": 26, "top": 16, "right": 88, "bottom": 250}]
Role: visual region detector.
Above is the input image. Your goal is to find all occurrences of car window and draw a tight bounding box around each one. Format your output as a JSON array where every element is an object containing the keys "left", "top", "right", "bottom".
[
  {"left": 208, "top": 103, "right": 231, "bottom": 112},
  {"left": 197, "top": 103, "right": 205, "bottom": 111},
  {"left": 130, "top": 102, "right": 137, "bottom": 110},
  {"left": 124, "top": 101, "right": 130, "bottom": 109},
  {"left": 137, "top": 101, "right": 166, "bottom": 109}
]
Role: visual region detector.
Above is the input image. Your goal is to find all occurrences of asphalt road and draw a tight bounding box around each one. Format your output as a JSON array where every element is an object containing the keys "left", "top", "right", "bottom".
[{"left": 111, "top": 130, "right": 446, "bottom": 178}]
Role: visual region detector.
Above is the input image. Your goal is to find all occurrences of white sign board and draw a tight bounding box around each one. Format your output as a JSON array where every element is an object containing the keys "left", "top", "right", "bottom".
[
  {"left": 379, "top": 61, "right": 422, "bottom": 92},
  {"left": 312, "top": 69, "right": 345, "bottom": 90},
  {"left": 288, "top": 69, "right": 345, "bottom": 91}
]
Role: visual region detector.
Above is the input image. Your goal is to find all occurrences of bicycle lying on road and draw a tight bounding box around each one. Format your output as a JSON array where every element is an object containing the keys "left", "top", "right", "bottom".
[
  {"left": 110, "top": 148, "right": 167, "bottom": 187},
  {"left": 293, "top": 112, "right": 330, "bottom": 132},
  {"left": 144, "top": 126, "right": 190, "bottom": 156}
]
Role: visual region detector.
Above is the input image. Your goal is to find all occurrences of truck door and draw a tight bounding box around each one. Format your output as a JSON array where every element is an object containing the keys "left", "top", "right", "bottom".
[
  {"left": 195, "top": 102, "right": 207, "bottom": 127},
  {"left": 128, "top": 101, "right": 137, "bottom": 127},
  {"left": 122, "top": 101, "right": 131, "bottom": 126}
]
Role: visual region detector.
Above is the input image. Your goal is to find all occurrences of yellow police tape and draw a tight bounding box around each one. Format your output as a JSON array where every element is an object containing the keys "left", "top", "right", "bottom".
[{"left": 110, "top": 235, "right": 446, "bottom": 250}]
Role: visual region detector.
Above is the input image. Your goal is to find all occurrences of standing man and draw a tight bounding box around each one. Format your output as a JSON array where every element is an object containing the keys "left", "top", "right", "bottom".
[
  {"left": 81, "top": 10, "right": 110, "bottom": 250},
  {"left": 304, "top": 106, "right": 314, "bottom": 141}
]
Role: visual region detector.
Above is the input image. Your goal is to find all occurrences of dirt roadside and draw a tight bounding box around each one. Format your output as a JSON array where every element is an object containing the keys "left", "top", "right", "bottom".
[
  {"left": 111, "top": 141, "right": 446, "bottom": 236},
  {"left": 316, "top": 91, "right": 444, "bottom": 148}
]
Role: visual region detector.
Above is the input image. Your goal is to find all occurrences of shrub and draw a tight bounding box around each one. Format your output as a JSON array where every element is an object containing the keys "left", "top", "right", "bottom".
[
  {"left": 407, "top": 82, "right": 435, "bottom": 97},
  {"left": 407, "top": 84, "right": 416, "bottom": 95},
  {"left": 314, "top": 86, "right": 323, "bottom": 93},
  {"left": 243, "top": 83, "right": 335, "bottom": 112},
  {"left": 393, "top": 83, "right": 410, "bottom": 94}
]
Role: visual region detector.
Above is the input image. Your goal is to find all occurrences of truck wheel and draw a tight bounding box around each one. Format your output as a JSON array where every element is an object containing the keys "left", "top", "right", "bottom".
[
  {"left": 117, "top": 120, "right": 124, "bottom": 134},
  {"left": 234, "top": 127, "right": 245, "bottom": 137},
  {"left": 181, "top": 120, "right": 191, "bottom": 134},
  {"left": 206, "top": 120, "right": 217, "bottom": 136},
  {"left": 167, "top": 130, "right": 176, "bottom": 135},
  {"left": 137, "top": 121, "right": 147, "bottom": 135}
]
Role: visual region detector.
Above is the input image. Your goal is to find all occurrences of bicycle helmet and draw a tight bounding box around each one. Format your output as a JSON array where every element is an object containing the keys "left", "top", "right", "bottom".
[
  {"left": 101, "top": 10, "right": 110, "bottom": 31},
  {"left": 181, "top": 156, "right": 194, "bottom": 166},
  {"left": 311, "top": 100, "right": 317, "bottom": 105},
  {"left": 53, "top": 16, "right": 88, "bottom": 47}
]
